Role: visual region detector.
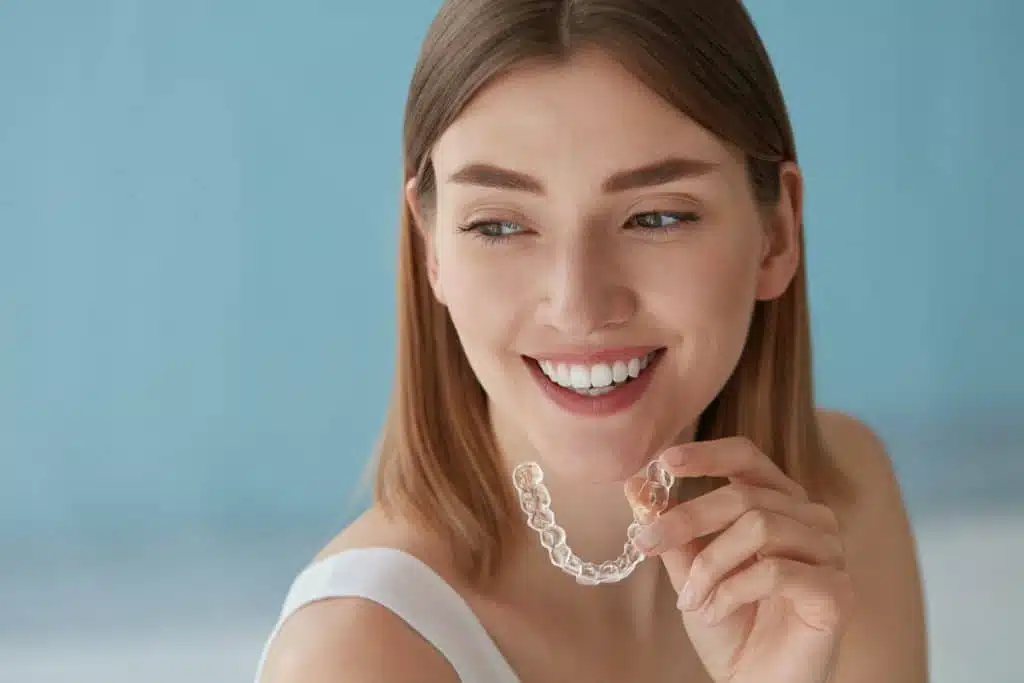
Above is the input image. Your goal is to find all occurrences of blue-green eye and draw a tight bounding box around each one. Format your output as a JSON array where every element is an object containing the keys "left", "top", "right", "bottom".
[
  {"left": 627, "top": 211, "right": 701, "bottom": 230},
  {"left": 458, "top": 220, "right": 525, "bottom": 244}
]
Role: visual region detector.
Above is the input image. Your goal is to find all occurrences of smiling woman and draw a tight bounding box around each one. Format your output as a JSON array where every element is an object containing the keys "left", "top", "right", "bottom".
[
  {"left": 255, "top": 2, "right": 927, "bottom": 682},
  {"left": 410, "top": 45, "right": 807, "bottom": 493}
]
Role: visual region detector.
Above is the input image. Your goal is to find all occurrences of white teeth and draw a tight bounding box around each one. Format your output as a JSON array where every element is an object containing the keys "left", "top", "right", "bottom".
[
  {"left": 534, "top": 351, "right": 658, "bottom": 394},
  {"left": 590, "top": 363, "right": 613, "bottom": 388},
  {"left": 569, "top": 365, "right": 590, "bottom": 389},
  {"left": 612, "top": 361, "right": 629, "bottom": 383}
]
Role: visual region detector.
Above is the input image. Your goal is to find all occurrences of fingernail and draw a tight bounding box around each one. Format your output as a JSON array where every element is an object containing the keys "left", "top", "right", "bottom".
[
  {"left": 677, "top": 580, "right": 699, "bottom": 611},
  {"left": 634, "top": 524, "right": 661, "bottom": 551}
]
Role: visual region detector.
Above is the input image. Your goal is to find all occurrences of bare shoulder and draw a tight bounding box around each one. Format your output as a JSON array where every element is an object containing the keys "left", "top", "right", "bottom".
[
  {"left": 816, "top": 409, "right": 928, "bottom": 683},
  {"left": 258, "top": 592, "right": 459, "bottom": 683},
  {"left": 258, "top": 508, "right": 460, "bottom": 683}
]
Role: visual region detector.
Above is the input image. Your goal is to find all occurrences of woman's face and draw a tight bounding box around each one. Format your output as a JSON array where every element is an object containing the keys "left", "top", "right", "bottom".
[{"left": 411, "top": 49, "right": 800, "bottom": 482}]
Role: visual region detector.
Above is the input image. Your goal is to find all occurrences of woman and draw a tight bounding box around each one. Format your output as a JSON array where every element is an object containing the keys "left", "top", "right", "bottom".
[{"left": 257, "top": 1, "right": 927, "bottom": 681}]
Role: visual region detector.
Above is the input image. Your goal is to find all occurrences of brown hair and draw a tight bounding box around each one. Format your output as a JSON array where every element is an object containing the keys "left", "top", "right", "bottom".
[{"left": 373, "top": 0, "right": 846, "bottom": 583}]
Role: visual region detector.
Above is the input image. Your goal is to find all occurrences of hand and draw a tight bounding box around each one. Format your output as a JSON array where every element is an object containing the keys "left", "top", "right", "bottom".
[{"left": 626, "top": 437, "right": 854, "bottom": 683}]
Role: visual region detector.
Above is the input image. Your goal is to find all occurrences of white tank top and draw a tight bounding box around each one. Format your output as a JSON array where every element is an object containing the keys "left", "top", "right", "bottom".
[{"left": 253, "top": 546, "right": 520, "bottom": 683}]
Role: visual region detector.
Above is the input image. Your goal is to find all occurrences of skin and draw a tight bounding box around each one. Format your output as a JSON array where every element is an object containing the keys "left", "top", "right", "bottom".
[{"left": 260, "top": 48, "right": 927, "bottom": 683}]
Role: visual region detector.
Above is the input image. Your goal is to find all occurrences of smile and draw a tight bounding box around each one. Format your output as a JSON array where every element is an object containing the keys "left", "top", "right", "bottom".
[
  {"left": 522, "top": 348, "right": 666, "bottom": 416},
  {"left": 535, "top": 351, "right": 657, "bottom": 396}
]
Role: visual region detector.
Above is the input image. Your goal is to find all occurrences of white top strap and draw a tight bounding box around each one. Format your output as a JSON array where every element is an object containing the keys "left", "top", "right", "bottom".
[{"left": 254, "top": 546, "right": 519, "bottom": 683}]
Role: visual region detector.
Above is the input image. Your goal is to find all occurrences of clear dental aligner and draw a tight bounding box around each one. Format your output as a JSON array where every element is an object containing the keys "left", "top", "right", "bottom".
[{"left": 512, "top": 460, "right": 675, "bottom": 585}]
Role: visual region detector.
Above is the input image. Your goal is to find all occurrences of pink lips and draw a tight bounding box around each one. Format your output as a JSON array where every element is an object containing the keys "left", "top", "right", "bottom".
[{"left": 524, "top": 348, "right": 665, "bottom": 417}]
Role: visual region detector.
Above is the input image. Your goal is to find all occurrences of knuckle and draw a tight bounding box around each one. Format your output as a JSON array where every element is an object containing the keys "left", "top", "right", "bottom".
[{"left": 743, "top": 509, "right": 773, "bottom": 544}]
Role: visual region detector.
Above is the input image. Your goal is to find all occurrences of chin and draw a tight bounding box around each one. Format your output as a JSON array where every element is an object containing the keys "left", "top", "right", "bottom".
[
  {"left": 502, "top": 346, "right": 703, "bottom": 482},
  {"left": 523, "top": 419, "right": 674, "bottom": 484}
]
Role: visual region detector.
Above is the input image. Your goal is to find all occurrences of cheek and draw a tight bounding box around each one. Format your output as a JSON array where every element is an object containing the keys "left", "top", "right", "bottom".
[
  {"left": 650, "top": 234, "right": 760, "bottom": 329},
  {"left": 435, "top": 239, "right": 525, "bottom": 348},
  {"left": 643, "top": 234, "right": 760, "bottom": 388},
  {"left": 704, "top": 252, "right": 760, "bottom": 323}
]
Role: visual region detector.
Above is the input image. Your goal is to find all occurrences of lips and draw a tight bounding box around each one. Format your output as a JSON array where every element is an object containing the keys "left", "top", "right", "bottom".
[{"left": 523, "top": 348, "right": 666, "bottom": 416}]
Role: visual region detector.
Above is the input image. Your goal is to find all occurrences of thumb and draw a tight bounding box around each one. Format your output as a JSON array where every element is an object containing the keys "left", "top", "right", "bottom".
[{"left": 624, "top": 475, "right": 702, "bottom": 596}]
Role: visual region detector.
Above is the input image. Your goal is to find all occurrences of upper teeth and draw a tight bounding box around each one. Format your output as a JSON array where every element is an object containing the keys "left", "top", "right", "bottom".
[{"left": 537, "top": 352, "right": 655, "bottom": 390}]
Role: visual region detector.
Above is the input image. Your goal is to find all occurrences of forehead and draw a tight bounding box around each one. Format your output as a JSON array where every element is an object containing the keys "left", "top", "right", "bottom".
[{"left": 431, "top": 49, "right": 744, "bottom": 185}]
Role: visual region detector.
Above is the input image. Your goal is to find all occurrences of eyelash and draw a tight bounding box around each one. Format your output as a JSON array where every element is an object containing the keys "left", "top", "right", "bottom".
[{"left": 457, "top": 211, "right": 701, "bottom": 245}]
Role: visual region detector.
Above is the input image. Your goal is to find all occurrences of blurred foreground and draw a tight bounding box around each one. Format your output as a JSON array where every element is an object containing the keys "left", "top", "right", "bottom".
[{"left": 2, "top": 506, "right": 1021, "bottom": 683}]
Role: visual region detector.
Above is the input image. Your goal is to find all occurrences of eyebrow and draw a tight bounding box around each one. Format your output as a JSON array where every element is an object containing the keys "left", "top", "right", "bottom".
[{"left": 445, "top": 156, "right": 718, "bottom": 194}]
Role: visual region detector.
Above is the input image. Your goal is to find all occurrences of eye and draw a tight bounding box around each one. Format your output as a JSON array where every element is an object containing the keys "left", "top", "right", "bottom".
[
  {"left": 626, "top": 211, "right": 700, "bottom": 231},
  {"left": 457, "top": 220, "right": 526, "bottom": 244}
]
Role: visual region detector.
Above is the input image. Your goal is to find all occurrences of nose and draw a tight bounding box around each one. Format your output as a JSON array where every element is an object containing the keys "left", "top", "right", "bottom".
[{"left": 536, "top": 235, "right": 636, "bottom": 339}]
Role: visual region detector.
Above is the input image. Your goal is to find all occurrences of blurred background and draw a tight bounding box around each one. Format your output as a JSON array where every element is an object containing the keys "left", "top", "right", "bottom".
[{"left": 1, "top": 0, "right": 1021, "bottom": 681}]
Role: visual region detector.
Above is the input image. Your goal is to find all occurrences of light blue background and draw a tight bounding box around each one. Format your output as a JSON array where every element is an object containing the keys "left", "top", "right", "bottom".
[{"left": 2, "top": 0, "right": 1021, "bottom": 557}]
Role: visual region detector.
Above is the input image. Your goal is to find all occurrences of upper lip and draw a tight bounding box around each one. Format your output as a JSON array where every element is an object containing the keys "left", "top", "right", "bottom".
[{"left": 524, "top": 346, "right": 663, "bottom": 364}]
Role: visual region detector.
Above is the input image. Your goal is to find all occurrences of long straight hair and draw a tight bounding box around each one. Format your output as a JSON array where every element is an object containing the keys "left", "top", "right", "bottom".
[{"left": 373, "top": 0, "right": 847, "bottom": 584}]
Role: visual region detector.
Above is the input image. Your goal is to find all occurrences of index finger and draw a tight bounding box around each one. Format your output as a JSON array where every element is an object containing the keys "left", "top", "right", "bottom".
[{"left": 659, "top": 437, "right": 807, "bottom": 500}]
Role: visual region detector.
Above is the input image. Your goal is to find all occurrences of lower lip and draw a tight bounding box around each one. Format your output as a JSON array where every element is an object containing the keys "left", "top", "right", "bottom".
[{"left": 524, "top": 350, "right": 664, "bottom": 417}]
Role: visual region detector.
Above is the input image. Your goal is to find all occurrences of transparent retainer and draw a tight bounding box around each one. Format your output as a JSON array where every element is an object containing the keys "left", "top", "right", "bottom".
[{"left": 512, "top": 460, "right": 675, "bottom": 585}]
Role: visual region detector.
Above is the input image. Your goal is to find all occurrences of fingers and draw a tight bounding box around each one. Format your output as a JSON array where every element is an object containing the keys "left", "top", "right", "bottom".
[
  {"left": 659, "top": 437, "right": 807, "bottom": 500},
  {"left": 676, "top": 509, "right": 845, "bottom": 612},
  {"left": 634, "top": 482, "right": 838, "bottom": 556},
  {"left": 695, "top": 557, "right": 854, "bottom": 632},
  {"left": 632, "top": 439, "right": 851, "bottom": 642},
  {"left": 624, "top": 474, "right": 702, "bottom": 595}
]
